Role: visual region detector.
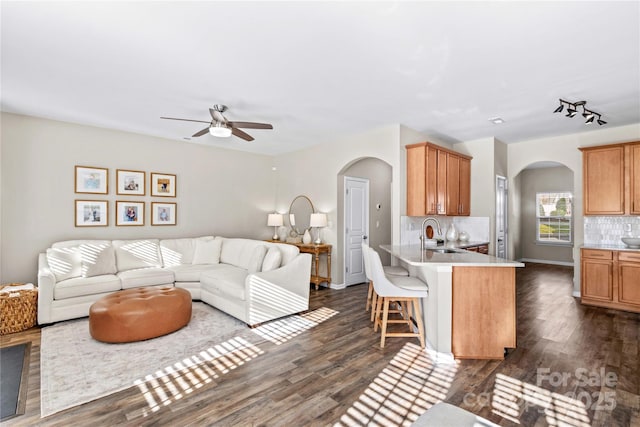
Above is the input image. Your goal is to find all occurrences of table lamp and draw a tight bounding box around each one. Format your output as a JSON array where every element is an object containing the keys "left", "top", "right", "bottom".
[
  {"left": 310, "top": 213, "right": 328, "bottom": 244},
  {"left": 267, "top": 213, "right": 283, "bottom": 240}
]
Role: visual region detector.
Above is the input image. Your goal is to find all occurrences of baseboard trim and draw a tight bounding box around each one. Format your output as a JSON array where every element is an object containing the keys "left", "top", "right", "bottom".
[
  {"left": 572, "top": 290, "right": 581, "bottom": 298},
  {"left": 328, "top": 283, "right": 346, "bottom": 290},
  {"left": 518, "top": 258, "right": 575, "bottom": 267}
]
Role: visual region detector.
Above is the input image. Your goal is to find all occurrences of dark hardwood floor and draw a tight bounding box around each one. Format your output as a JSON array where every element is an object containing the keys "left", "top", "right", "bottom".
[{"left": 1, "top": 263, "right": 639, "bottom": 426}]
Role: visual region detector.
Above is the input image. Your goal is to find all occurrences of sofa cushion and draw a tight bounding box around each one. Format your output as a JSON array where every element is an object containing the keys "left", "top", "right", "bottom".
[
  {"left": 160, "top": 236, "right": 214, "bottom": 266},
  {"left": 54, "top": 274, "right": 120, "bottom": 300},
  {"left": 269, "top": 242, "right": 299, "bottom": 266},
  {"left": 81, "top": 243, "right": 117, "bottom": 277},
  {"left": 113, "top": 239, "right": 162, "bottom": 271},
  {"left": 247, "top": 245, "right": 267, "bottom": 273},
  {"left": 50, "top": 240, "right": 116, "bottom": 278},
  {"left": 192, "top": 238, "right": 222, "bottom": 265},
  {"left": 201, "top": 267, "right": 248, "bottom": 301},
  {"left": 220, "top": 238, "right": 267, "bottom": 270},
  {"left": 262, "top": 246, "right": 282, "bottom": 272},
  {"left": 117, "top": 268, "right": 175, "bottom": 289},
  {"left": 46, "top": 247, "right": 82, "bottom": 282},
  {"left": 167, "top": 264, "right": 226, "bottom": 282}
]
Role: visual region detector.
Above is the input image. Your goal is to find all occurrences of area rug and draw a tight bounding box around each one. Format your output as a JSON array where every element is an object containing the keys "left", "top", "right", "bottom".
[
  {"left": 40, "top": 302, "right": 261, "bottom": 417},
  {"left": 0, "top": 342, "right": 31, "bottom": 421}
]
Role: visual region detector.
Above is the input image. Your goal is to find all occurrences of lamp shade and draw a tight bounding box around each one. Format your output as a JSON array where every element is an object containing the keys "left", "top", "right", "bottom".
[
  {"left": 310, "top": 213, "right": 328, "bottom": 228},
  {"left": 267, "top": 213, "right": 283, "bottom": 227}
]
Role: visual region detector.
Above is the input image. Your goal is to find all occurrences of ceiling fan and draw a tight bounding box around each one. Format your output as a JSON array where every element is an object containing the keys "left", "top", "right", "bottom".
[{"left": 161, "top": 105, "right": 273, "bottom": 142}]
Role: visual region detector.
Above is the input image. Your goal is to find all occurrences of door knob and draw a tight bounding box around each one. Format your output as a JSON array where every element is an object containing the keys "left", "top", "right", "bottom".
[{"left": 363, "top": 235, "right": 368, "bottom": 240}]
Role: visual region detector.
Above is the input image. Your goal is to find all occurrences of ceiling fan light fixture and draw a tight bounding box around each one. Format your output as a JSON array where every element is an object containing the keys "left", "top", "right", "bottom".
[
  {"left": 585, "top": 116, "right": 595, "bottom": 124},
  {"left": 554, "top": 104, "right": 564, "bottom": 113},
  {"left": 209, "top": 122, "right": 232, "bottom": 138}
]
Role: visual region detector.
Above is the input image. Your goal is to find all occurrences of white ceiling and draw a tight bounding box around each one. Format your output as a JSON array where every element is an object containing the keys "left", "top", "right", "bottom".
[{"left": 2, "top": 1, "right": 639, "bottom": 155}]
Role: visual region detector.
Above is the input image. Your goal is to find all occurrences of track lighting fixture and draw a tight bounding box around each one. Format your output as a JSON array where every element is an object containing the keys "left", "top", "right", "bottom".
[{"left": 553, "top": 99, "right": 606, "bottom": 126}]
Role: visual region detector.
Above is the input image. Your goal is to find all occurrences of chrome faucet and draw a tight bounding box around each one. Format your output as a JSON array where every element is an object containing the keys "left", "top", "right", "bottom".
[{"left": 420, "top": 217, "right": 442, "bottom": 250}]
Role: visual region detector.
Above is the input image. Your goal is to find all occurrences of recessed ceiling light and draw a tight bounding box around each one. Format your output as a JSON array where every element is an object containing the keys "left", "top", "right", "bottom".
[{"left": 489, "top": 117, "right": 504, "bottom": 124}]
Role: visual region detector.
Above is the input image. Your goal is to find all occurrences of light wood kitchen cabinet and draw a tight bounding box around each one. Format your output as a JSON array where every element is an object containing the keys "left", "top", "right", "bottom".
[
  {"left": 458, "top": 156, "right": 471, "bottom": 215},
  {"left": 452, "top": 266, "right": 516, "bottom": 359},
  {"left": 629, "top": 144, "right": 640, "bottom": 214},
  {"left": 406, "top": 144, "right": 439, "bottom": 216},
  {"left": 581, "top": 248, "right": 640, "bottom": 313},
  {"left": 406, "top": 143, "right": 427, "bottom": 216},
  {"left": 580, "top": 142, "right": 640, "bottom": 215},
  {"left": 406, "top": 142, "right": 471, "bottom": 216},
  {"left": 581, "top": 249, "right": 613, "bottom": 302},
  {"left": 617, "top": 251, "right": 640, "bottom": 308},
  {"left": 436, "top": 149, "right": 447, "bottom": 215}
]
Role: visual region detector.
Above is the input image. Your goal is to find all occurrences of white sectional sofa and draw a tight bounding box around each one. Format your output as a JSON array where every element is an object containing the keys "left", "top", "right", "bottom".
[{"left": 37, "top": 236, "right": 312, "bottom": 327}]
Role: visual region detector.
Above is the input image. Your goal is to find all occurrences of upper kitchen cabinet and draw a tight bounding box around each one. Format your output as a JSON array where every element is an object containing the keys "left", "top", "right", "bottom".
[
  {"left": 629, "top": 144, "right": 640, "bottom": 214},
  {"left": 580, "top": 142, "right": 640, "bottom": 215},
  {"left": 406, "top": 142, "right": 472, "bottom": 216}
]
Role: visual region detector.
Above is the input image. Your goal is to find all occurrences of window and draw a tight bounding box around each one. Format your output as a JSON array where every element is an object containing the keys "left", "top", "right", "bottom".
[{"left": 536, "top": 192, "right": 572, "bottom": 244}]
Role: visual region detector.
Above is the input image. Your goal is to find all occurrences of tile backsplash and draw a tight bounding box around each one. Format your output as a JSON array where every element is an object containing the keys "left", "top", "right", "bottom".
[
  {"left": 584, "top": 216, "right": 640, "bottom": 245},
  {"left": 401, "top": 216, "right": 490, "bottom": 246}
]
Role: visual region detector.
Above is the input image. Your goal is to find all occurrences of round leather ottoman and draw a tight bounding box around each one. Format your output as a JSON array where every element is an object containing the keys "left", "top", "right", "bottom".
[{"left": 89, "top": 287, "right": 192, "bottom": 343}]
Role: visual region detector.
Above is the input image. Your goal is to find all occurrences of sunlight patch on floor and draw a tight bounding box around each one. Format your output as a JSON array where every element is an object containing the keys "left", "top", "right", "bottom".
[
  {"left": 251, "top": 307, "right": 339, "bottom": 345},
  {"left": 335, "top": 342, "right": 457, "bottom": 427},
  {"left": 492, "top": 373, "right": 592, "bottom": 426},
  {"left": 134, "top": 336, "right": 263, "bottom": 416}
]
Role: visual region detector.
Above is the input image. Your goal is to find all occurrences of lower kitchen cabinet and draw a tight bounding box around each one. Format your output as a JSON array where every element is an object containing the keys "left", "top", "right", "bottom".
[{"left": 581, "top": 248, "right": 640, "bottom": 313}]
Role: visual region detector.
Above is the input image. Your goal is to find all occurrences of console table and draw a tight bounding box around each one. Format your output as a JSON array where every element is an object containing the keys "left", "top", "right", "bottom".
[{"left": 267, "top": 240, "right": 332, "bottom": 290}]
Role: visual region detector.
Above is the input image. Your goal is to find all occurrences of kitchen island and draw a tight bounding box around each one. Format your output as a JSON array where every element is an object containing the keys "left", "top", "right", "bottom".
[{"left": 380, "top": 244, "right": 524, "bottom": 360}]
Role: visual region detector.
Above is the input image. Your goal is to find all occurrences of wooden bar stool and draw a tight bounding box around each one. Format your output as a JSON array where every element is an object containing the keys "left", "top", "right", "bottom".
[
  {"left": 361, "top": 243, "right": 408, "bottom": 319},
  {"left": 367, "top": 246, "right": 428, "bottom": 348}
]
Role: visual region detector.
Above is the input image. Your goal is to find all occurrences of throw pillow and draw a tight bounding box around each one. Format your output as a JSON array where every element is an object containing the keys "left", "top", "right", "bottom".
[
  {"left": 81, "top": 244, "right": 116, "bottom": 277},
  {"left": 46, "top": 247, "right": 82, "bottom": 282},
  {"left": 192, "top": 238, "right": 222, "bottom": 265},
  {"left": 247, "top": 245, "right": 268, "bottom": 273},
  {"left": 261, "top": 247, "right": 282, "bottom": 272}
]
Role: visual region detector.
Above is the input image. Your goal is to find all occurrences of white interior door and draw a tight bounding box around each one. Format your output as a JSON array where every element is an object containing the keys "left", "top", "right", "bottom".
[
  {"left": 344, "top": 176, "right": 369, "bottom": 286},
  {"left": 496, "top": 175, "right": 508, "bottom": 259}
]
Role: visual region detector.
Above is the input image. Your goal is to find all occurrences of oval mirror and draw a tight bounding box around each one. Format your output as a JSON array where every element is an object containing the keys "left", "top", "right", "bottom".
[{"left": 288, "top": 195, "right": 315, "bottom": 236}]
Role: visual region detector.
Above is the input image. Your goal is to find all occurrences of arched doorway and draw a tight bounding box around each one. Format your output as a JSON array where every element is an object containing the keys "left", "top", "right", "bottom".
[
  {"left": 512, "top": 161, "right": 575, "bottom": 265},
  {"left": 336, "top": 157, "right": 392, "bottom": 287}
]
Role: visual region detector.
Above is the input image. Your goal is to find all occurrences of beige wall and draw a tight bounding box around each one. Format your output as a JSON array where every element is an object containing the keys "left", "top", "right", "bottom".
[
  {"left": 1, "top": 113, "right": 275, "bottom": 283},
  {"left": 518, "top": 166, "right": 574, "bottom": 264},
  {"left": 454, "top": 137, "right": 497, "bottom": 254}
]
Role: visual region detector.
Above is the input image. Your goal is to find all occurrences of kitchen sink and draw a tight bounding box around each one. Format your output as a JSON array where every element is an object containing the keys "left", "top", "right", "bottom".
[{"left": 425, "top": 248, "right": 458, "bottom": 254}]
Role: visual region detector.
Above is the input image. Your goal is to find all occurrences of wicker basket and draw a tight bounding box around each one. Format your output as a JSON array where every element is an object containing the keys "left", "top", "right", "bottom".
[{"left": 0, "top": 283, "right": 38, "bottom": 335}]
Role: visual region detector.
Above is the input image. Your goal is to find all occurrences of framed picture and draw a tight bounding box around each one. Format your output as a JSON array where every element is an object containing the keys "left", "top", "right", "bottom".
[
  {"left": 116, "top": 201, "right": 145, "bottom": 226},
  {"left": 116, "top": 169, "right": 145, "bottom": 196},
  {"left": 151, "top": 202, "right": 177, "bottom": 226},
  {"left": 75, "top": 200, "right": 108, "bottom": 227},
  {"left": 75, "top": 166, "right": 108, "bottom": 194},
  {"left": 150, "top": 172, "right": 176, "bottom": 197}
]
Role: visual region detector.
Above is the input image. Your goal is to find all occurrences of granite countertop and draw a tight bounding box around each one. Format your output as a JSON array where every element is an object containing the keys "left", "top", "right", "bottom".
[
  {"left": 581, "top": 243, "right": 640, "bottom": 252},
  {"left": 380, "top": 244, "right": 524, "bottom": 267}
]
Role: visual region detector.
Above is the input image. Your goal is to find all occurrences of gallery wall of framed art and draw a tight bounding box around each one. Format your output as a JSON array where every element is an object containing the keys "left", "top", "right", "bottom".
[{"left": 74, "top": 166, "right": 177, "bottom": 227}]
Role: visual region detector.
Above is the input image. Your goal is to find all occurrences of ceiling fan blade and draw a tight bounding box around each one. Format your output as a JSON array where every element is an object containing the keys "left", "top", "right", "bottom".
[
  {"left": 231, "top": 127, "right": 254, "bottom": 142},
  {"left": 228, "top": 121, "right": 273, "bottom": 130},
  {"left": 192, "top": 127, "right": 211, "bottom": 137},
  {"left": 161, "top": 116, "right": 211, "bottom": 124}
]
